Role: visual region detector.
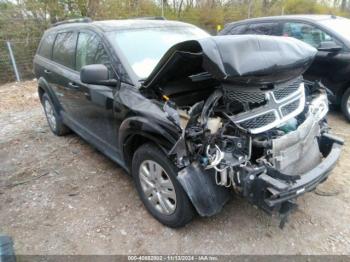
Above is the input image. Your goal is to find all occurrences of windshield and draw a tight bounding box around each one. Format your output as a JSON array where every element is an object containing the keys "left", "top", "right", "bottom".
[
  {"left": 107, "top": 26, "right": 209, "bottom": 79},
  {"left": 319, "top": 17, "right": 350, "bottom": 41}
]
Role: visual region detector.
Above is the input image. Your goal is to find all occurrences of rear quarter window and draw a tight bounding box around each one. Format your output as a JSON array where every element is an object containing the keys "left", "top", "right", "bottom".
[
  {"left": 52, "top": 32, "right": 77, "bottom": 69},
  {"left": 229, "top": 24, "right": 247, "bottom": 34},
  {"left": 38, "top": 33, "right": 55, "bottom": 59},
  {"left": 245, "top": 22, "right": 279, "bottom": 35}
]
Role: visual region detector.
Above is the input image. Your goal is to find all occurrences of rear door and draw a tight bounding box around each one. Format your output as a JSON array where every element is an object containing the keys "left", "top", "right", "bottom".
[
  {"left": 50, "top": 31, "right": 79, "bottom": 113},
  {"left": 33, "top": 32, "right": 56, "bottom": 96}
]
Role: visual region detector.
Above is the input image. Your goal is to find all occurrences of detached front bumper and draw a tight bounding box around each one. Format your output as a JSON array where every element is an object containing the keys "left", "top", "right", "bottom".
[{"left": 256, "top": 133, "right": 343, "bottom": 210}]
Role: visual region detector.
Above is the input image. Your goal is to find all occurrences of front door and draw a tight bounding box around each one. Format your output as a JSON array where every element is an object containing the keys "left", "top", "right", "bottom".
[
  {"left": 63, "top": 30, "right": 120, "bottom": 151},
  {"left": 281, "top": 21, "right": 346, "bottom": 91}
]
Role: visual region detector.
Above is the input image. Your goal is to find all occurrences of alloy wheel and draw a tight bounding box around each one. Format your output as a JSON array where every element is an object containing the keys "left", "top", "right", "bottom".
[
  {"left": 44, "top": 99, "right": 57, "bottom": 131},
  {"left": 139, "top": 160, "right": 177, "bottom": 215}
]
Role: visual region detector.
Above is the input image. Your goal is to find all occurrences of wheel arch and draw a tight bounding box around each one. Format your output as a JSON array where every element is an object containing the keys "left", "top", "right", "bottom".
[
  {"left": 334, "top": 82, "right": 350, "bottom": 105},
  {"left": 38, "top": 85, "right": 45, "bottom": 102},
  {"left": 120, "top": 117, "right": 231, "bottom": 217},
  {"left": 37, "top": 77, "right": 63, "bottom": 114},
  {"left": 119, "top": 116, "right": 178, "bottom": 170}
]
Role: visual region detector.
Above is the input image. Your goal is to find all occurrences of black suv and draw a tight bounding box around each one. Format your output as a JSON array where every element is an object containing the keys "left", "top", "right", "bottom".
[
  {"left": 220, "top": 15, "right": 350, "bottom": 121},
  {"left": 34, "top": 18, "right": 343, "bottom": 228}
]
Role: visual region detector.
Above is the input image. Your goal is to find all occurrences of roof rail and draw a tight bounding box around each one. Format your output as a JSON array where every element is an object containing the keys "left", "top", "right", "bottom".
[
  {"left": 132, "top": 16, "right": 166, "bottom": 20},
  {"left": 52, "top": 17, "right": 92, "bottom": 27}
]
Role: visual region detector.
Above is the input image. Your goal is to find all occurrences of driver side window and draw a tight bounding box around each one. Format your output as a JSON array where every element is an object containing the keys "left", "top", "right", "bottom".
[
  {"left": 282, "top": 22, "right": 334, "bottom": 48},
  {"left": 76, "top": 32, "right": 115, "bottom": 78}
]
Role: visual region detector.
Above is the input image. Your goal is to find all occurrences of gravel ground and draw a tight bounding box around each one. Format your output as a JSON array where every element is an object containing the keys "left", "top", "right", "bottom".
[{"left": 0, "top": 81, "right": 350, "bottom": 255}]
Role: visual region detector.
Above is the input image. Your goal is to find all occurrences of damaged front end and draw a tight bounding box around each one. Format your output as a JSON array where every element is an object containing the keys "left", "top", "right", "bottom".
[{"left": 141, "top": 35, "right": 344, "bottom": 226}]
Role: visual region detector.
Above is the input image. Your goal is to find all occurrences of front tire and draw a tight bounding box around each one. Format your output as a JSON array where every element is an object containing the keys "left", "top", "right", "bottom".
[
  {"left": 341, "top": 88, "right": 350, "bottom": 122},
  {"left": 42, "top": 93, "right": 70, "bottom": 136},
  {"left": 132, "top": 143, "right": 195, "bottom": 228}
]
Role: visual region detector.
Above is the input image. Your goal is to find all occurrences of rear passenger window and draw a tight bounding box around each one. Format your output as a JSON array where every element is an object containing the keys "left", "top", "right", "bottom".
[
  {"left": 38, "top": 34, "right": 55, "bottom": 59},
  {"left": 245, "top": 23, "right": 279, "bottom": 35},
  {"left": 230, "top": 25, "right": 247, "bottom": 34},
  {"left": 76, "top": 32, "right": 110, "bottom": 71},
  {"left": 52, "top": 32, "right": 77, "bottom": 69}
]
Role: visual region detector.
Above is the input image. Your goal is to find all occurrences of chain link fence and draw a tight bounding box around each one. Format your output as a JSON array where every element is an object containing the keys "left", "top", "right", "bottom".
[{"left": 0, "top": 37, "right": 40, "bottom": 84}]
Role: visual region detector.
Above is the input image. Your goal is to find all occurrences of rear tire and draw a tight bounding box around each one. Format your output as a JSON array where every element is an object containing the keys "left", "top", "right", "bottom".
[
  {"left": 42, "top": 93, "right": 70, "bottom": 136},
  {"left": 341, "top": 88, "right": 350, "bottom": 122},
  {"left": 132, "top": 143, "right": 195, "bottom": 228}
]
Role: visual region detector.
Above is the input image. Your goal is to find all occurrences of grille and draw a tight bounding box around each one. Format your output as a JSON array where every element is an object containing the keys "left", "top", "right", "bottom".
[
  {"left": 273, "top": 78, "right": 302, "bottom": 101},
  {"left": 224, "top": 77, "right": 302, "bottom": 104},
  {"left": 228, "top": 81, "right": 305, "bottom": 134},
  {"left": 281, "top": 99, "right": 300, "bottom": 116},
  {"left": 239, "top": 112, "right": 276, "bottom": 129},
  {"left": 224, "top": 89, "right": 265, "bottom": 103}
]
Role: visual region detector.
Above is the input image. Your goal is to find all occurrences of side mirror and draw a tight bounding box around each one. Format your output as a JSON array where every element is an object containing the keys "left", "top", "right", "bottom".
[
  {"left": 80, "top": 64, "right": 118, "bottom": 86},
  {"left": 317, "top": 41, "right": 342, "bottom": 52}
]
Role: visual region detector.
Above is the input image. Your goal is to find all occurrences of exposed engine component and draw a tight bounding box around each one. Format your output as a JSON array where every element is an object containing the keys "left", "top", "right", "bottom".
[{"left": 177, "top": 77, "right": 331, "bottom": 195}]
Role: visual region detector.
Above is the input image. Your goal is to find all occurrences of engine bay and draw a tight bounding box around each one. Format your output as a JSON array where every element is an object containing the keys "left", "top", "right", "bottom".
[
  {"left": 159, "top": 76, "right": 333, "bottom": 226},
  {"left": 168, "top": 76, "right": 328, "bottom": 180},
  {"left": 138, "top": 35, "right": 343, "bottom": 226}
]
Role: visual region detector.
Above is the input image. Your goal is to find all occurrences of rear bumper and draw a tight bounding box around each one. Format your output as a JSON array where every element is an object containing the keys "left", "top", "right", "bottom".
[{"left": 258, "top": 134, "right": 343, "bottom": 209}]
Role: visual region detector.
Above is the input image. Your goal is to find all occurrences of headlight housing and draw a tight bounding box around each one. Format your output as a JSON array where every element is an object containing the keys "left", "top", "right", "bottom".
[{"left": 309, "top": 92, "right": 329, "bottom": 121}]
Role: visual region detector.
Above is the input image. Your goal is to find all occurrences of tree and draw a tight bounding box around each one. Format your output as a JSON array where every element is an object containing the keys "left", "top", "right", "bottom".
[
  {"left": 0, "top": 0, "right": 349, "bottom": 83},
  {"left": 341, "top": 0, "right": 347, "bottom": 10}
]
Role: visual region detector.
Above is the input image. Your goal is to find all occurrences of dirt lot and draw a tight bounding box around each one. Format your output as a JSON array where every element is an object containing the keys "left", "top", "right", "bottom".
[{"left": 0, "top": 80, "right": 350, "bottom": 255}]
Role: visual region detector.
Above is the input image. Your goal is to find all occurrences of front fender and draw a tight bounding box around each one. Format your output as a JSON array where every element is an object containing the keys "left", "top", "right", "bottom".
[
  {"left": 119, "top": 116, "right": 178, "bottom": 146},
  {"left": 119, "top": 116, "right": 179, "bottom": 165}
]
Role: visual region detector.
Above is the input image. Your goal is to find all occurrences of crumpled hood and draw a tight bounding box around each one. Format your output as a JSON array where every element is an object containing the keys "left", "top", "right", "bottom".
[{"left": 142, "top": 35, "right": 317, "bottom": 89}]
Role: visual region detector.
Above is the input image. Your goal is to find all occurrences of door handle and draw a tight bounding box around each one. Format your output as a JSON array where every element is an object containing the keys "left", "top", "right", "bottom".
[
  {"left": 44, "top": 69, "right": 51, "bottom": 74},
  {"left": 68, "top": 82, "right": 79, "bottom": 89}
]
